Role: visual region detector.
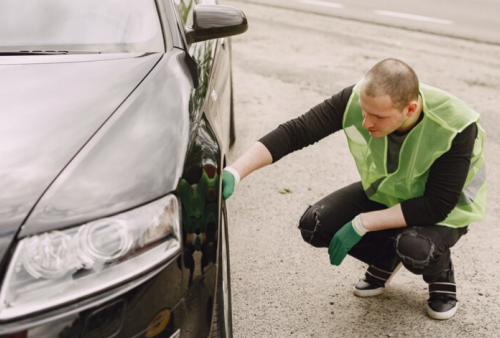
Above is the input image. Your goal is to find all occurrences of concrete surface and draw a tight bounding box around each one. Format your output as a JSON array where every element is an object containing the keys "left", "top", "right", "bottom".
[{"left": 222, "top": 1, "right": 500, "bottom": 337}]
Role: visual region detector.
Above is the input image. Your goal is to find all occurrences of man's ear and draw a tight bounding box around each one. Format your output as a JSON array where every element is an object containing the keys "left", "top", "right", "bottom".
[{"left": 406, "top": 100, "right": 419, "bottom": 117}]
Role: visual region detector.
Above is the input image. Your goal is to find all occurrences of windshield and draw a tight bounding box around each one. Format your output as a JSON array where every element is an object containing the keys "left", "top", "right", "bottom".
[{"left": 0, "top": 0, "right": 164, "bottom": 53}]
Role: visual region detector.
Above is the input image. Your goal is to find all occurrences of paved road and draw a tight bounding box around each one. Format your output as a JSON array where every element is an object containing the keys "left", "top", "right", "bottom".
[
  {"left": 222, "top": 0, "right": 500, "bottom": 337},
  {"left": 230, "top": 0, "right": 500, "bottom": 45}
]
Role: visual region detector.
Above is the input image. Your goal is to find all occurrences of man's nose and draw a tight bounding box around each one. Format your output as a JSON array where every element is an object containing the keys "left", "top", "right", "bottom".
[{"left": 362, "top": 115, "right": 373, "bottom": 129}]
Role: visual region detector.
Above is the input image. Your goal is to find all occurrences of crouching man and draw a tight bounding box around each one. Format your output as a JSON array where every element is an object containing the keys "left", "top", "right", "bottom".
[{"left": 223, "top": 58, "right": 487, "bottom": 320}]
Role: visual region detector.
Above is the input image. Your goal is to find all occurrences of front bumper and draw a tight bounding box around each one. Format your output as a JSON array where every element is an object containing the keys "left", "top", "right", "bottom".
[{"left": 0, "top": 254, "right": 185, "bottom": 338}]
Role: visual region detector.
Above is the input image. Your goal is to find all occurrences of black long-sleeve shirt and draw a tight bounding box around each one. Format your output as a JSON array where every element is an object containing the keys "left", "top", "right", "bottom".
[{"left": 259, "top": 85, "right": 477, "bottom": 227}]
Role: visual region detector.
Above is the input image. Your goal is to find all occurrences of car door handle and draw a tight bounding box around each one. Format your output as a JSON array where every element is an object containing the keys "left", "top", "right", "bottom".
[{"left": 211, "top": 89, "right": 218, "bottom": 102}]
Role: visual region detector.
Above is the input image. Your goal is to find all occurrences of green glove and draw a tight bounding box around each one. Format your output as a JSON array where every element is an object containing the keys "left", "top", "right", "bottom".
[
  {"left": 328, "top": 216, "right": 366, "bottom": 266},
  {"left": 222, "top": 167, "right": 240, "bottom": 200}
]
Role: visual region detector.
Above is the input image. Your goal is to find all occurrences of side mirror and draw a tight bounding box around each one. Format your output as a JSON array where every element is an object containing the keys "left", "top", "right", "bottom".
[{"left": 185, "top": 5, "right": 248, "bottom": 44}]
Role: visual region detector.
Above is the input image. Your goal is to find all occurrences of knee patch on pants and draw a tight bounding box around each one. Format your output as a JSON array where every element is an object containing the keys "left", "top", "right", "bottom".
[
  {"left": 395, "top": 228, "right": 435, "bottom": 270},
  {"left": 298, "top": 204, "right": 325, "bottom": 248}
]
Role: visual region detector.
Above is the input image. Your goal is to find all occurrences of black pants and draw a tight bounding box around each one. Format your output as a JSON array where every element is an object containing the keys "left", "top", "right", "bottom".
[{"left": 298, "top": 182, "right": 468, "bottom": 283}]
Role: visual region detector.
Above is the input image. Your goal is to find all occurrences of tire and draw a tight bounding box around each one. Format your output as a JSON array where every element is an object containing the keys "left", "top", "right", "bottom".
[{"left": 211, "top": 202, "right": 233, "bottom": 338}]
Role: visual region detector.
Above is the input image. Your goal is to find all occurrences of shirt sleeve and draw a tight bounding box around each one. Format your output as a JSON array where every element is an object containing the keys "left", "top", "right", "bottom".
[
  {"left": 401, "top": 122, "right": 478, "bottom": 226},
  {"left": 258, "top": 85, "right": 354, "bottom": 163}
]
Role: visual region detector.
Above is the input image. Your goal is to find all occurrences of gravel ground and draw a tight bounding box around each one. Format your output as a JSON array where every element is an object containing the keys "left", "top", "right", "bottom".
[{"left": 222, "top": 1, "right": 500, "bottom": 337}]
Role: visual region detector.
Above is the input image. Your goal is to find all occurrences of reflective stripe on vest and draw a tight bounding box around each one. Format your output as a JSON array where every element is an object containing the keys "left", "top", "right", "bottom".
[{"left": 343, "top": 81, "right": 487, "bottom": 228}]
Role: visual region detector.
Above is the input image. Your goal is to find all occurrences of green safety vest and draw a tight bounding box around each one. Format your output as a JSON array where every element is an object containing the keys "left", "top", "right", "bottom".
[{"left": 343, "top": 81, "right": 487, "bottom": 228}]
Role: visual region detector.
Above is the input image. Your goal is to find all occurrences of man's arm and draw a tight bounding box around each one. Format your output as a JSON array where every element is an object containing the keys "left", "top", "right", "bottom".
[
  {"left": 225, "top": 85, "right": 353, "bottom": 181},
  {"left": 229, "top": 141, "right": 273, "bottom": 180},
  {"left": 258, "top": 85, "right": 353, "bottom": 163},
  {"left": 222, "top": 86, "right": 353, "bottom": 200},
  {"left": 359, "top": 123, "right": 478, "bottom": 231},
  {"left": 360, "top": 204, "right": 407, "bottom": 231}
]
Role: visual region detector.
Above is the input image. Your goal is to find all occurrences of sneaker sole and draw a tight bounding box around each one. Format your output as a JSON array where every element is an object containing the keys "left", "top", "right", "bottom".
[
  {"left": 426, "top": 303, "right": 458, "bottom": 320},
  {"left": 353, "top": 287, "right": 385, "bottom": 297},
  {"left": 353, "top": 262, "right": 403, "bottom": 298}
]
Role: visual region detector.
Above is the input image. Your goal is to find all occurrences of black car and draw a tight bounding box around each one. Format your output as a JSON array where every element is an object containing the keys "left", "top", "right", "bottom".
[{"left": 0, "top": 1, "right": 247, "bottom": 337}]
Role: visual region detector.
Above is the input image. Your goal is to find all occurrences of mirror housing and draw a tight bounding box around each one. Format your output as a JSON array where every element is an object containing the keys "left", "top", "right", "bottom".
[{"left": 185, "top": 5, "right": 248, "bottom": 44}]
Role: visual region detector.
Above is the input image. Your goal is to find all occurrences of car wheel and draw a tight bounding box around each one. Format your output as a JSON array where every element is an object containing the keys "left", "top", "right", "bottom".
[{"left": 211, "top": 202, "right": 233, "bottom": 338}]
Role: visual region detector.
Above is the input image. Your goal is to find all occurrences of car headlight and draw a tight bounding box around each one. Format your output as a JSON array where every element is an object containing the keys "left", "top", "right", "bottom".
[{"left": 0, "top": 194, "right": 181, "bottom": 320}]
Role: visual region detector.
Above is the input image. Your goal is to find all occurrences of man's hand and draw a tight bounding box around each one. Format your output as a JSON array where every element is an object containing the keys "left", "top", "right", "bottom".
[
  {"left": 222, "top": 170, "right": 235, "bottom": 200},
  {"left": 222, "top": 167, "right": 240, "bottom": 200},
  {"left": 328, "top": 216, "right": 367, "bottom": 266}
]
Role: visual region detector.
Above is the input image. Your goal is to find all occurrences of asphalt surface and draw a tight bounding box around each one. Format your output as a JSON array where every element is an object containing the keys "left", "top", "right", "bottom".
[
  {"left": 222, "top": 0, "right": 500, "bottom": 337},
  {"left": 230, "top": 0, "right": 500, "bottom": 45}
]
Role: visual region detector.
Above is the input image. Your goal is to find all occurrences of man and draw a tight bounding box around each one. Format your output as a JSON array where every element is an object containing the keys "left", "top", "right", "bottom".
[{"left": 222, "top": 58, "right": 486, "bottom": 320}]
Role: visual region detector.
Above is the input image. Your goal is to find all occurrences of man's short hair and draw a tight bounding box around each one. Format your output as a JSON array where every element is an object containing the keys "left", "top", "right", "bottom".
[{"left": 363, "top": 58, "right": 419, "bottom": 111}]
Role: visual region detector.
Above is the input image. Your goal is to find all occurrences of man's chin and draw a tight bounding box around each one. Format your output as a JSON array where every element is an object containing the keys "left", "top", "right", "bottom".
[{"left": 368, "top": 130, "right": 384, "bottom": 138}]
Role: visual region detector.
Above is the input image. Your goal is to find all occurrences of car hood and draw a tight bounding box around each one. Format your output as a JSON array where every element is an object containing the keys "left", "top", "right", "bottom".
[
  {"left": 0, "top": 53, "right": 169, "bottom": 261},
  {"left": 19, "top": 50, "right": 191, "bottom": 236}
]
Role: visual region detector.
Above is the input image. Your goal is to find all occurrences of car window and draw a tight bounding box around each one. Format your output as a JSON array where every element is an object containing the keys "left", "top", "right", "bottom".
[{"left": 0, "top": 0, "right": 165, "bottom": 53}]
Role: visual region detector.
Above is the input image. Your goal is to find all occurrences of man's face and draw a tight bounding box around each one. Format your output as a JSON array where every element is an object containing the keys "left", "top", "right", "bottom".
[{"left": 359, "top": 90, "right": 408, "bottom": 138}]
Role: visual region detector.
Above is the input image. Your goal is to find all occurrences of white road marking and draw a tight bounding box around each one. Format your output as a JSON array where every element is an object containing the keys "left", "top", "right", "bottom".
[
  {"left": 374, "top": 10, "right": 453, "bottom": 25},
  {"left": 297, "top": 0, "right": 343, "bottom": 9}
]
